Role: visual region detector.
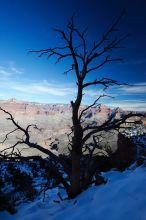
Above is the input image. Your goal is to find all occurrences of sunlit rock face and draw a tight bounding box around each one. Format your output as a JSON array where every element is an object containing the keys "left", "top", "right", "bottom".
[
  {"left": 0, "top": 99, "right": 132, "bottom": 157},
  {"left": 0, "top": 99, "right": 111, "bottom": 117}
]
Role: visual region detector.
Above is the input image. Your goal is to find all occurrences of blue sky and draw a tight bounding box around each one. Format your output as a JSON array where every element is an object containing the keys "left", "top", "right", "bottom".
[{"left": 0, "top": 0, "right": 146, "bottom": 111}]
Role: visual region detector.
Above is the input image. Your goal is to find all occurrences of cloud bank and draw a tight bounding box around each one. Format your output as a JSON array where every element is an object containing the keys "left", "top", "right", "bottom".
[{"left": 0, "top": 63, "right": 145, "bottom": 111}]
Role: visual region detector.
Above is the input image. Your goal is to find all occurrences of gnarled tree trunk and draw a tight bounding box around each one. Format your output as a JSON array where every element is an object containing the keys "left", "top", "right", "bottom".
[
  {"left": 69, "top": 147, "right": 82, "bottom": 198},
  {"left": 69, "top": 99, "right": 83, "bottom": 198}
]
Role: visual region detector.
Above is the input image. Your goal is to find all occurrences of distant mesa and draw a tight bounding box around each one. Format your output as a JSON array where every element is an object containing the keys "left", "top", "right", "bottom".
[
  {"left": 0, "top": 99, "right": 144, "bottom": 124},
  {"left": 0, "top": 98, "right": 113, "bottom": 119},
  {"left": 8, "top": 98, "right": 17, "bottom": 102}
]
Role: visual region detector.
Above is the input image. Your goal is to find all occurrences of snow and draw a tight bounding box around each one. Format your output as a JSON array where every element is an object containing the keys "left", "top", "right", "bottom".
[
  {"left": 122, "top": 124, "right": 146, "bottom": 160},
  {"left": 0, "top": 165, "right": 146, "bottom": 220},
  {"left": 1, "top": 124, "right": 146, "bottom": 220}
]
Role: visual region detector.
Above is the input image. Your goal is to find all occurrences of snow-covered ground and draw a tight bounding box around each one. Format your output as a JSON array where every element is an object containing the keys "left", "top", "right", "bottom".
[
  {"left": 122, "top": 124, "right": 146, "bottom": 138},
  {"left": 0, "top": 125, "right": 146, "bottom": 220},
  {"left": 0, "top": 165, "right": 146, "bottom": 220}
]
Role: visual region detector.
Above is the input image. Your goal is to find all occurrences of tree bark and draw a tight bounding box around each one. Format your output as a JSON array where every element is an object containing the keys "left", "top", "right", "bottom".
[{"left": 69, "top": 148, "right": 82, "bottom": 198}]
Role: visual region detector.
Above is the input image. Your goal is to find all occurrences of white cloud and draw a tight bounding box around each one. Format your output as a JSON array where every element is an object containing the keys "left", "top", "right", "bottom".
[
  {"left": 10, "top": 67, "right": 23, "bottom": 74},
  {"left": 10, "top": 81, "right": 76, "bottom": 96},
  {"left": 9, "top": 81, "right": 107, "bottom": 98},
  {"left": 118, "top": 82, "right": 146, "bottom": 94},
  {"left": 0, "top": 69, "right": 107, "bottom": 98},
  {"left": 0, "top": 63, "right": 145, "bottom": 111},
  {"left": 84, "top": 89, "right": 105, "bottom": 97},
  {"left": 0, "top": 64, "right": 23, "bottom": 78},
  {"left": 109, "top": 100, "right": 146, "bottom": 112}
]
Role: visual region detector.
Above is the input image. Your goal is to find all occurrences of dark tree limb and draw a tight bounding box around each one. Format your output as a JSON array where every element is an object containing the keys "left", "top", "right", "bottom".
[
  {"left": 83, "top": 77, "right": 126, "bottom": 90},
  {"left": 0, "top": 128, "right": 19, "bottom": 144},
  {"left": 82, "top": 112, "right": 145, "bottom": 145},
  {"left": 86, "top": 56, "right": 123, "bottom": 74},
  {"left": 87, "top": 9, "right": 126, "bottom": 60},
  {"left": 79, "top": 94, "right": 111, "bottom": 122}
]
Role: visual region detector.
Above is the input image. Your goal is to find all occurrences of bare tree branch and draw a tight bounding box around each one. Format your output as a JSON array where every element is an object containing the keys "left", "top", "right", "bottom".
[
  {"left": 87, "top": 9, "right": 126, "bottom": 60},
  {"left": 82, "top": 112, "right": 145, "bottom": 144},
  {"left": 83, "top": 77, "right": 125, "bottom": 89},
  {"left": 86, "top": 56, "right": 123, "bottom": 74},
  {"left": 87, "top": 34, "right": 129, "bottom": 64},
  {"left": 79, "top": 94, "right": 111, "bottom": 122},
  {"left": 0, "top": 128, "right": 19, "bottom": 144}
]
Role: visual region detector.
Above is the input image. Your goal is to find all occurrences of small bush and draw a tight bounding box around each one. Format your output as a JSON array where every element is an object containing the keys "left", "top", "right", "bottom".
[
  {"left": 0, "top": 193, "right": 16, "bottom": 214},
  {"left": 10, "top": 169, "right": 37, "bottom": 200}
]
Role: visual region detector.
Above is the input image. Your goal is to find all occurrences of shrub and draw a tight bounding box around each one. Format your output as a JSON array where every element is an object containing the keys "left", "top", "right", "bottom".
[{"left": 0, "top": 193, "right": 16, "bottom": 214}]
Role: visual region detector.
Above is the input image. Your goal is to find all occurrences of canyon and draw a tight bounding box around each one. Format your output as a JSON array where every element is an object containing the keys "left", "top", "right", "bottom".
[{"left": 0, "top": 98, "right": 140, "bottom": 157}]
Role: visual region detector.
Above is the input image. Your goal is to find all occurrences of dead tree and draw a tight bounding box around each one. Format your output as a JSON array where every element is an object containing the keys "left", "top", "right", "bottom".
[{"left": 0, "top": 11, "right": 145, "bottom": 198}]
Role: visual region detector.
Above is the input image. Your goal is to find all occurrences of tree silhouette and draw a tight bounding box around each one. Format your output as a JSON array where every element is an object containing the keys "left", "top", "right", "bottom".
[{"left": 0, "top": 11, "right": 144, "bottom": 198}]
